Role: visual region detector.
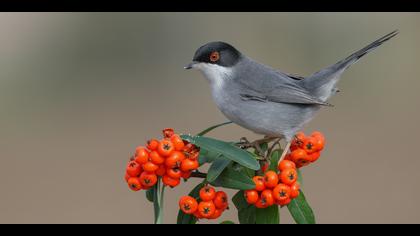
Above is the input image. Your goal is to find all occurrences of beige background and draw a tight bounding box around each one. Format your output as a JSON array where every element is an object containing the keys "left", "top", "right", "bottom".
[{"left": 0, "top": 12, "right": 419, "bottom": 224}]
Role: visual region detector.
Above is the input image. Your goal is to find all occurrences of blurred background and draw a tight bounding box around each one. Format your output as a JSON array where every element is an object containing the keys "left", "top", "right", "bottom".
[{"left": 0, "top": 12, "right": 419, "bottom": 224}]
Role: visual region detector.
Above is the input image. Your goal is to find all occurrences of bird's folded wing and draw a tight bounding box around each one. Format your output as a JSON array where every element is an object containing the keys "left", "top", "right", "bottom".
[{"left": 239, "top": 82, "right": 332, "bottom": 106}]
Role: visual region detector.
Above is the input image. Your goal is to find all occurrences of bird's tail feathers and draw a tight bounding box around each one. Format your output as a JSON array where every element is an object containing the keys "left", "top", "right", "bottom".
[
  {"left": 303, "top": 30, "right": 398, "bottom": 100},
  {"left": 336, "top": 30, "right": 398, "bottom": 71}
]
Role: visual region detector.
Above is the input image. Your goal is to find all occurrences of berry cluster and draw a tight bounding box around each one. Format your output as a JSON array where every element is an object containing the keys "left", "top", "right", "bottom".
[
  {"left": 286, "top": 131, "right": 325, "bottom": 168},
  {"left": 245, "top": 160, "right": 300, "bottom": 208},
  {"left": 179, "top": 186, "right": 229, "bottom": 220},
  {"left": 124, "top": 128, "right": 200, "bottom": 191}
]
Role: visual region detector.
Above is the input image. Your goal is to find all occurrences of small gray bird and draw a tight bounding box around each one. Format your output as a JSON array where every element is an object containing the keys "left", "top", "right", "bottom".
[{"left": 185, "top": 30, "right": 398, "bottom": 159}]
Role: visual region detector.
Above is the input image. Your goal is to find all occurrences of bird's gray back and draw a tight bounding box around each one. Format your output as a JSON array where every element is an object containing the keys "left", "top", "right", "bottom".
[{"left": 211, "top": 57, "right": 321, "bottom": 140}]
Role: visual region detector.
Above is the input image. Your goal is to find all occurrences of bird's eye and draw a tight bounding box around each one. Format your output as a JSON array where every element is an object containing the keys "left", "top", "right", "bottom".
[{"left": 209, "top": 51, "right": 220, "bottom": 62}]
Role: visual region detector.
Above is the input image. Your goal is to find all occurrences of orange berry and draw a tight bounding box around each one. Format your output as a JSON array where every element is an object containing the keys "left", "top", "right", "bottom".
[
  {"left": 311, "top": 131, "right": 325, "bottom": 141},
  {"left": 198, "top": 201, "right": 216, "bottom": 219},
  {"left": 272, "top": 184, "right": 291, "bottom": 201},
  {"left": 127, "top": 177, "right": 142, "bottom": 191},
  {"left": 179, "top": 196, "right": 198, "bottom": 214},
  {"left": 181, "top": 170, "right": 192, "bottom": 179},
  {"left": 126, "top": 161, "right": 142, "bottom": 177},
  {"left": 155, "top": 165, "right": 166, "bottom": 176},
  {"left": 244, "top": 190, "right": 259, "bottom": 204},
  {"left": 180, "top": 158, "right": 199, "bottom": 172},
  {"left": 193, "top": 210, "right": 203, "bottom": 219},
  {"left": 277, "top": 197, "right": 291, "bottom": 206},
  {"left": 312, "top": 136, "right": 325, "bottom": 152},
  {"left": 157, "top": 139, "right": 175, "bottom": 157},
  {"left": 146, "top": 139, "right": 159, "bottom": 151},
  {"left": 165, "top": 151, "right": 185, "bottom": 168},
  {"left": 279, "top": 168, "right": 298, "bottom": 185},
  {"left": 199, "top": 186, "right": 216, "bottom": 201},
  {"left": 162, "top": 128, "right": 175, "bottom": 139},
  {"left": 291, "top": 131, "right": 306, "bottom": 151},
  {"left": 142, "top": 161, "right": 159, "bottom": 172},
  {"left": 260, "top": 189, "right": 275, "bottom": 207},
  {"left": 186, "top": 151, "right": 199, "bottom": 161},
  {"left": 253, "top": 176, "right": 266, "bottom": 192},
  {"left": 278, "top": 159, "right": 296, "bottom": 172},
  {"left": 290, "top": 182, "right": 300, "bottom": 199},
  {"left": 290, "top": 149, "right": 311, "bottom": 167},
  {"left": 255, "top": 199, "right": 267, "bottom": 209},
  {"left": 135, "top": 147, "right": 149, "bottom": 164},
  {"left": 302, "top": 136, "right": 317, "bottom": 154},
  {"left": 170, "top": 134, "right": 185, "bottom": 151},
  {"left": 162, "top": 175, "right": 180, "bottom": 188},
  {"left": 139, "top": 172, "right": 157, "bottom": 187},
  {"left": 149, "top": 151, "right": 165, "bottom": 165},
  {"left": 264, "top": 170, "right": 279, "bottom": 188},
  {"left": 166, "top": 168, "right": 182, "bottom": 179},
  {"left": 213, "top": 191, "right": 228, "bottom": 210},
  {"left": 208, "top": 208, "right": 223, "bottom": 219},
  {"left": 308, "top": 151, "right": 321, "bottom": 162}
]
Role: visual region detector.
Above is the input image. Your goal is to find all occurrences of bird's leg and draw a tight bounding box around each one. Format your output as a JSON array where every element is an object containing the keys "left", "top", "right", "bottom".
[
  {"left": 265, "top": 138, "right": 282, "bottom": 161},
  {"left": 237, "top": 136, "right": 277, "bottom": 156},
  {"left": 278, "top": 141, "right": 292, "bottom": 162}
]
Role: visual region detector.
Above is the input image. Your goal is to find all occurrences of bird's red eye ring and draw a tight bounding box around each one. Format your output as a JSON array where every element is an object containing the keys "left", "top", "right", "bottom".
[{"left": 209, "top": 51, "right": 220, "bottom": 62}]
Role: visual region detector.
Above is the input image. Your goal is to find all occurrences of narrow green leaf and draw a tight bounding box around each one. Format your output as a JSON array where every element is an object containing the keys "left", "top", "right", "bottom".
[
  {"left": 211, "top": 167, "right": 255, "bottom": 190},
  {"left": 287, "top": 190, "right": 315, "bottom": 224},
  {"left": 256, "top": 205, "right": 280, "bottom": 224},
  {"left": 220, "top": 220, "right": 235, "bottom": 224},
  {"left": 196, "top": 121, "right": 233, "bottom": 136},
  {"left": 177, "top": 182, "right": 206, "bottom": 224},
  {"left": 232, "top": 190, "right": 247, "bottom": 210},
  {"left": 268, "top": 150, "right": 280, "bottom": 171},
  {"left": 146, "top": 188, "right": 154, "bottom": 202},
  {"left": 181, "top": 135, "right": 260, "bottom": 170},
  {"left": 238, "top": 206, "right": 257, "bottom": 224},
  {"left": 206, "top": 158, "right": 231, "bottom": 182}
]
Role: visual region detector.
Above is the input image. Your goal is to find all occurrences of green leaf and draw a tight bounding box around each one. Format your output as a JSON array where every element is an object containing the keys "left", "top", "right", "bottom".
[
  {"left": 198, "top": 150, "right": 221, "bottom": 165},
  {"left": 211, "top": 167, "right": 255, "bottom": 190},
  {"left": 256, "top": 205, "right": 280, "bottom": 224},
  {"left": 287, "top": 190, "right": 315, "bottom": 224},
  {"left": 146, "top": 188, "right": 154, "bottom": 202},
  {"left": 220, "top": 220, "right": 235, "bottom": 224},
  {"left": 239, "top": 206, "right": 257, "bottom": 224},
  {"left": 232, "top": 191, "right": 256, "bottom": 224},
  {"left": 206, "top": 158, "right": 231, "bottom": 182},
  {"left": 196, "top": 121, "right": 233, "bottom": 136},
  {"left": 177, "top": 182, "right": 206, "bottom": 224},
  {"left": 181, "top": 135, "right": 260, "bottom": 170},
  {"left": 268, "top": 150, "right": 281, "bottom": 171}
]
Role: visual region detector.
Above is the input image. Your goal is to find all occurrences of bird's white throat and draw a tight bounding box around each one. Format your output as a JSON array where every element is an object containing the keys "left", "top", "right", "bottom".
[{"left": 194, "top": 63, "right": 234, "bottom": 90}]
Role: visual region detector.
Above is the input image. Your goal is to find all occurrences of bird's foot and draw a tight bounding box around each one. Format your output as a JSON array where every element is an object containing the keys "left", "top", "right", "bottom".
[{"left": 237, "top": 136, "right": 279, "bottom": 157}]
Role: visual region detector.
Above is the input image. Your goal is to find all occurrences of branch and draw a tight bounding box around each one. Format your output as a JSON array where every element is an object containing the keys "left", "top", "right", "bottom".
[{"left": 190, "top": 171, "right": 207, "bottom": 179}]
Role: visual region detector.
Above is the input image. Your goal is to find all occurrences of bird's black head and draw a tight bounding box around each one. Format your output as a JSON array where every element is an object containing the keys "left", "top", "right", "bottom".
[{"left": 186, "top": 42, "right": 242, "bottom": 69}]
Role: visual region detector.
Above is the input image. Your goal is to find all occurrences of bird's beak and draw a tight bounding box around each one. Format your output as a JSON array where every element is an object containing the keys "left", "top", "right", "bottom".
[{"left": 184, "top": 61, "right": 198, "bottom": 70}]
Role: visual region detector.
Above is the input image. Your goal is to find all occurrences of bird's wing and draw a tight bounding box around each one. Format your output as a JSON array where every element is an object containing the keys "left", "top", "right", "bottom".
[{"left": 236, "top": 71, "right": 332, "bottom": 106}]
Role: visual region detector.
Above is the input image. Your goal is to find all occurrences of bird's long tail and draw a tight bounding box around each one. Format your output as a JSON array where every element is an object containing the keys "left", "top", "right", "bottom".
[{"left": 303, "top": 30, "right": 398, "bottom": 101}]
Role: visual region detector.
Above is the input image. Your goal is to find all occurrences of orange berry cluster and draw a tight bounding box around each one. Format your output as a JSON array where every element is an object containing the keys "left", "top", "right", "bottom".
[
  {"left": 179, "top": 186, "right": 229, "bottom": 220},
  {"left": 285, "top": 131, "right": 325, "bottom": 168},
  {"left": 245, "top": 160, "right": 300, "bottom": 208},
  {"left": 124, "top": 128, "right": 200, "bottom": 191}
]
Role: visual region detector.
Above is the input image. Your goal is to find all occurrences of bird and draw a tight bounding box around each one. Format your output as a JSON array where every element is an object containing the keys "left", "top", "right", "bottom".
[{"left": 185, "top": 30, "right": 398, "bottom": 160}]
